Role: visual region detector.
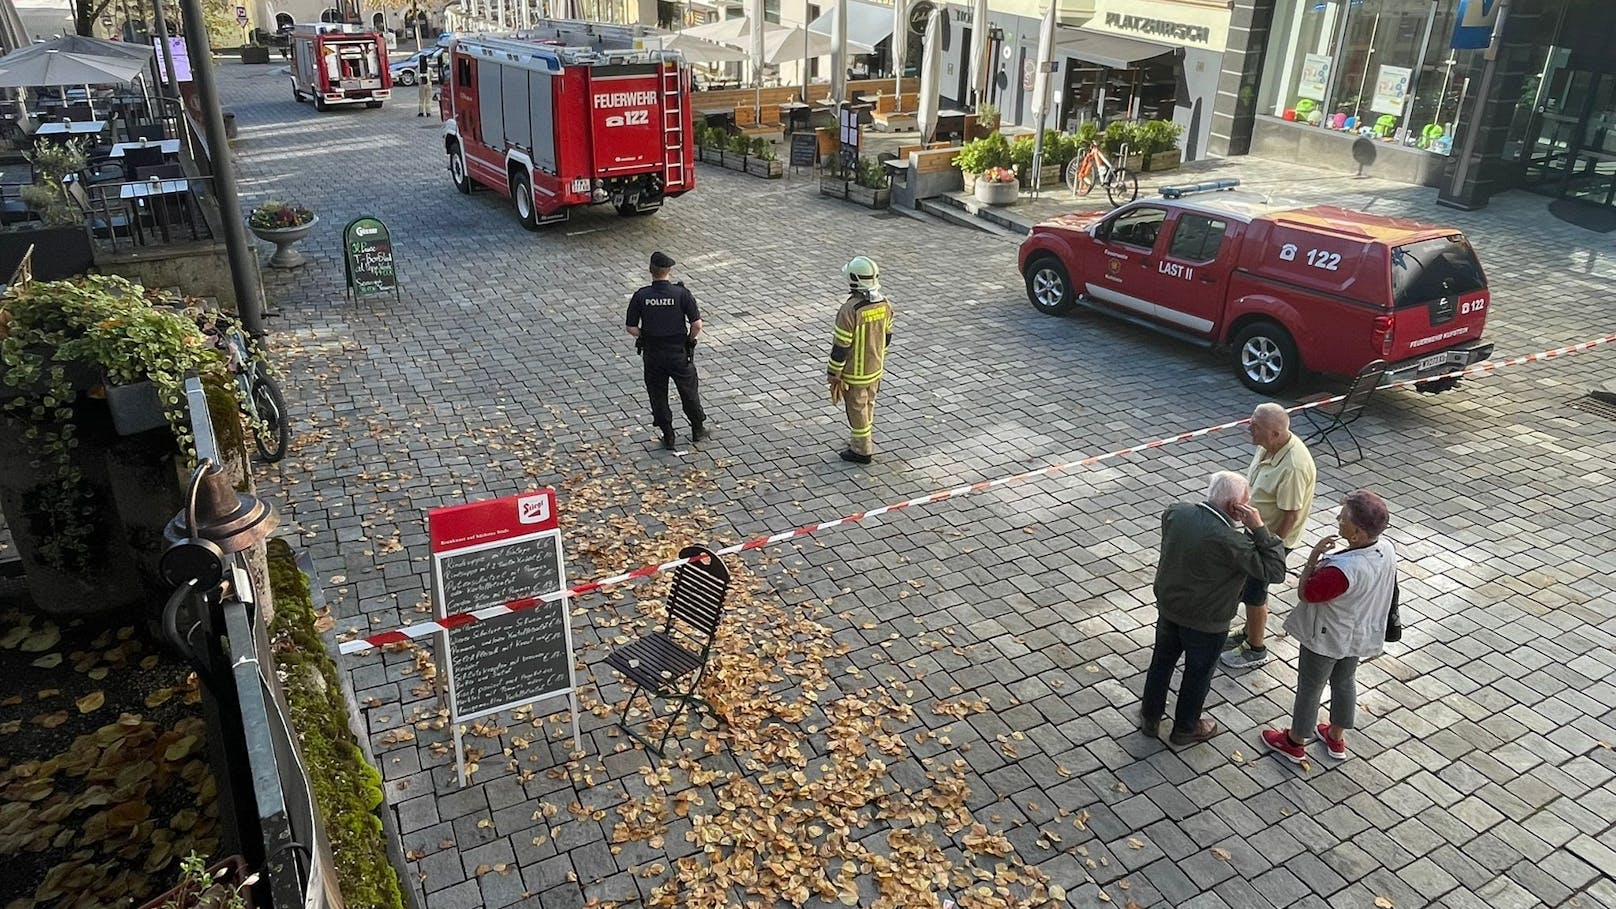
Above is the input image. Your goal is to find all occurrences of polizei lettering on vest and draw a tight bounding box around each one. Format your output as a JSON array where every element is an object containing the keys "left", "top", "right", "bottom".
[{"left": 594, "top": 90, "right": 659, "bottom": 109}]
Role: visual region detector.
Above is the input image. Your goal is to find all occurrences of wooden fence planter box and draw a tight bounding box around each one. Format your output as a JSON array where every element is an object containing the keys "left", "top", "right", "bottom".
[
  {"left": 745, "top": 157, "right": 783, "bottom": 178},
  {"left": 846, "top": 184, "right": 890, "bottom": 209},
  {"left": 699, "top": 147, "right": 725, "bottom": 165},
  {"left": 819, "top": 179, "right": 849, "bottom": 200},
  {"left": 1019, "top": 164, "right": 1062, "bottom": 189},
  {"left": 1144, "top": 149, "right": 1182, "bottom": 172}
]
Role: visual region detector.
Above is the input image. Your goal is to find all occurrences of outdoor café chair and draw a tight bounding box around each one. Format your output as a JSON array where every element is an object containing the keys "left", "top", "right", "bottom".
[
  {"left": 63, "top": 176, "right": 132, "bottom": 239},
  {"left": 603, "top": 544, "right": 730, "bottom": 757},
  {"left": 1301, "top": 359, "right": 1387, "bottom": 467}
]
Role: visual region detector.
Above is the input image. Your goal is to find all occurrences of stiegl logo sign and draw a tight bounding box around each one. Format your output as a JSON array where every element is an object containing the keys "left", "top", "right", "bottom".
[{"left": 595, "top": 90, "right": 656, "bottom": 128}]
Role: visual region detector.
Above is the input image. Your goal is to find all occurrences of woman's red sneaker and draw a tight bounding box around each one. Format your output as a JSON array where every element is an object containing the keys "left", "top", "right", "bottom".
[
  {"left": 1317, "top": 723, "right": 1348, "bottom": 760},
  {"left": 1261, "top": 728, "right": 1308, "bottom": 764}
]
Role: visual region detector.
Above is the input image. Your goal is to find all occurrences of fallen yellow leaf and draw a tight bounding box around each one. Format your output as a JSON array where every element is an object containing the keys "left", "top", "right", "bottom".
[{"left": 75, "top": 691, "right": 105, "bottom": 713}]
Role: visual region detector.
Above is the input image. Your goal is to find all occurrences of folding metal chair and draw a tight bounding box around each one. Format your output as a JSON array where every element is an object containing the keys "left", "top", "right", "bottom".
[
  {"left": 604, "top": 544, "right": 730, "bottom": 756},
  {"left": 1301, "top": 359, "right": 1388, "bottom": 466}
]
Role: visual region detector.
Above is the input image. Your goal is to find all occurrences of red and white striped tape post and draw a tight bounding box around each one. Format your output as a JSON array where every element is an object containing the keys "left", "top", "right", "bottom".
[{"left": 337, "top": 332, "right": 1616, "bottom": 655}]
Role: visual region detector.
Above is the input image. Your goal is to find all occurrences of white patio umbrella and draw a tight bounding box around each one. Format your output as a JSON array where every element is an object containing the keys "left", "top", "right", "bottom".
[
  {"left": 765, "top": 25, "right": 871, "bottom": 65},
  {"left": 916, "top": 7, "right": 940, "bottom": 142},
  {"left": 683, "top": 16, "right": 754, "bottom": 43},
  {"left": 1028, "top": 0, "right": 1057, "bottom": 193},
  {"left": 967, "top": 0, "right": 988, "bottom": 109},
  {"left": 2, "top": 33, "right": 153, "bottom": 63},
  {"left": 830, "top": 0, "right": 847, "bottom": 106},
  {"left": 657, "top": 32, "right": 749, "bottom": 65},
  {"left": 748, "top": 0, "right": 765, "bottom": 119},
  {"left": 891, "top": 0, "right": 906, "bottom": 100},
  {"left": 0, "top": 48, "right": 147, "bottom": 88}
]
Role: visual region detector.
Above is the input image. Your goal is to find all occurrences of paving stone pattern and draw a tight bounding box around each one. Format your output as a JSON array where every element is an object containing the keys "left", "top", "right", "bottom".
[{"left": 216, "top": 60, "right": 1616, "bottom": 909}]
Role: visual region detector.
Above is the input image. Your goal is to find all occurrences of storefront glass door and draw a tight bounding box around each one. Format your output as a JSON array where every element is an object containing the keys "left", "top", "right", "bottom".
[{"left": 1504, "top": 0, "right": 1616, "bottom": 206}]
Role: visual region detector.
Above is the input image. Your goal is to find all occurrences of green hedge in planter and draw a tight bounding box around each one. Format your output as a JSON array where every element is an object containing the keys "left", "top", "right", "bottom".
[
  {"left": 951, "top": 132, "right": 1012, "bottom": 174},
  {"left": 267, "top": 538, "right": 404, "bottom": 909}
]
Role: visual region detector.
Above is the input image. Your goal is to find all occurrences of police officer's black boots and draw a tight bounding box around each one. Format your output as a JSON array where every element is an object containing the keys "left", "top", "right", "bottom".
[
  {"left": 691, "top": 422, "right": 708, "bottom": 443},
  {"left": 661, "top": 429, "right": 676, "bottom": 450},
  {"left": 839, "top": 449, "right": 872, "bottom": 465}
]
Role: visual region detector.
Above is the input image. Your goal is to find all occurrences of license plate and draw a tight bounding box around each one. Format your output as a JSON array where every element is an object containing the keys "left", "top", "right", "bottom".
[
  {"left": 1418, "top": 353, "right": 1448, "bottom": 371},
  {"left": 570, "top": 178, "right": 590, "bottom": 193}
]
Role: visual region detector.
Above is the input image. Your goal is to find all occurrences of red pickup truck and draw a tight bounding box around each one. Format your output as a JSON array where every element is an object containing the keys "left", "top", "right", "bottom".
[{"left": 1018, "top": 182, "right": 1494, "bottom": 393}]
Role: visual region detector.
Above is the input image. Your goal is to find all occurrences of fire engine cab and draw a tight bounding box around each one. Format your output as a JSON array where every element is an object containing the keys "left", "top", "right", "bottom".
[
  {"left": 441, "top": 34, "right": 695, "bottom": 227},
  {"left": 289, "top": 23, "right": 392, "bottom": 111}
]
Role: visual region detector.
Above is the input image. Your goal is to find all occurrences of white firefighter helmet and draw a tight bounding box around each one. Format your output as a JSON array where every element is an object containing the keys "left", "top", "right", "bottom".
[{"left": 842, "top": 256, "right": 881, "bottom": 294}]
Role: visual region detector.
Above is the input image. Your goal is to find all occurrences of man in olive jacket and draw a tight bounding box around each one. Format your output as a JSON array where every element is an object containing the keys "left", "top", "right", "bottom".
[{"left": 1140, "top": 470, "right": 1287, "bottom": 746}]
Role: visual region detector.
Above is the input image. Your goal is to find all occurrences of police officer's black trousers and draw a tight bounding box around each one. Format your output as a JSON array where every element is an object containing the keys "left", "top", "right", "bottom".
[{"left": 642, "top": 344, "right": 705, "bottom": 433}]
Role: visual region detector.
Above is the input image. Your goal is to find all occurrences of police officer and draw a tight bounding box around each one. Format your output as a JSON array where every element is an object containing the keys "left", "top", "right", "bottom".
[
  {"left": 627, "top": 251, "right": 706, "bottom": 450},
  {"left": 826, "top": 256, "right": 894, "bottom": 464}
]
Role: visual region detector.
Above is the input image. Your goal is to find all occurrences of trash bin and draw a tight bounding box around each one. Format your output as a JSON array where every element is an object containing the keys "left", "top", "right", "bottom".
[{"left": 223, "top": 112, "right": 238, "bottom": 140}]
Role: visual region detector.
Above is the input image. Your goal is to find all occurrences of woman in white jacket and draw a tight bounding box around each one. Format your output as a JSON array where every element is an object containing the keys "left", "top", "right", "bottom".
[{"left": 1261, "top": 490, "right": 1396, "bottom": 763}]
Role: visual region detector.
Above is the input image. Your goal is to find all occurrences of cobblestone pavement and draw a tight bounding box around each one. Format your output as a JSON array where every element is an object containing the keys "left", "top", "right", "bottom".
[{"left": 217, "top": 59, "right": 1616, "bottom": 909}]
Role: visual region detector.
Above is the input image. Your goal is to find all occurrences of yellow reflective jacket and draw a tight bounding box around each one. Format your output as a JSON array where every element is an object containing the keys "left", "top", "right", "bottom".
[{"left": 826, "top": 291, "right": 894, "bottom": 387}]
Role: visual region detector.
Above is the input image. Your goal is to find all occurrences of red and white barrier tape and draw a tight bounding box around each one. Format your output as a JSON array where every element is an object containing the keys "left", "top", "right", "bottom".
[{"left": 337, "top": 332, "right": 1616, "bottom": 655}]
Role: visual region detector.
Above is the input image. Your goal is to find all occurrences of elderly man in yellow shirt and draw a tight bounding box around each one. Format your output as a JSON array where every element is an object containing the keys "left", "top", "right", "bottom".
[{"left": 1222, "top": 402, "right": 1316, "bottom": 669}]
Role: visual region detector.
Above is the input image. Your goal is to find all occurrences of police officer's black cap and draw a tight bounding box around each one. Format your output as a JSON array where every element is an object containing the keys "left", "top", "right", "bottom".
[{"left": 650, "top": 251, "right": 675, "bottom": 269}]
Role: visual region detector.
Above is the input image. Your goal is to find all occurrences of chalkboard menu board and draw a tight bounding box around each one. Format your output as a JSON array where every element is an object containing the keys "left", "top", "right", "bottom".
[
  {"left": 342, "top": 216, "right": 399, "bottom": 301},
  {"left": 437, "top": 533, "right": 569, "bottom": 718},
  {"left": 790, "top": 132, "right": 817, "bottom": 168},
  {"left": 428, "top": 490, "right": 580, "bottom": 782}
]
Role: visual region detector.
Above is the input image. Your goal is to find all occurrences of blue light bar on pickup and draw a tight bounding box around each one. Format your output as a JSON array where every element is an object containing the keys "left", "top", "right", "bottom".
[{"left": 1159, "top": 179, "right": 1241, "bottom": 199}]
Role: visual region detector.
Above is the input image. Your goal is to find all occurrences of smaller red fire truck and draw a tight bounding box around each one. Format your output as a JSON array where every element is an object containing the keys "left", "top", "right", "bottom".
[
  {"left": 441, "top": 35, "right": 695, "bottom": 227},
  {"left": 289, "top": 23, "right": 392, "bottom": 111}
]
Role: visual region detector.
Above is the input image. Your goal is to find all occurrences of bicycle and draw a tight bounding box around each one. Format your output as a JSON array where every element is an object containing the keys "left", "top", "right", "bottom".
[
  {"left": 1065, "top": 139, "right": 1140, "bottom": 207},
  {"left": 198, "top": 315, "right": 289, "bottom": 463}
]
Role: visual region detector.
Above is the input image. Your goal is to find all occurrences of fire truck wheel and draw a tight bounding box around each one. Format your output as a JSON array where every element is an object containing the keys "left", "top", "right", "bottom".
[
  {"left": 513, "top": 172, "right": 539, "bottom": 230},
  {"left": 291, "top": 83, "right": 303, "bottom": 102},
  {"left": 448, "top": 146, "right": 471, "bottom": 194},
  {"left": 314, "top": 95, "right": 328, "bottom": 112}
]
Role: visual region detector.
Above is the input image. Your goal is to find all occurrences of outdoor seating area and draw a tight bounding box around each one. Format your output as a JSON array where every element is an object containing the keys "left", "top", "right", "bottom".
[{"left": 0, "top": 34, "right": 213, "bottom": 262}]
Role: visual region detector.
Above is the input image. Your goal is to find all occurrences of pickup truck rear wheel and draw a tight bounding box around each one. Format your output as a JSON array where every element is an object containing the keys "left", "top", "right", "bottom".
[
  {"left": 1025, "top": 256, "right": 1075, "bottom": 316},
  {"left": 1233, "top": 322, "right": 1299, "bottom": 393},
  {"left": 513, "top": 172, "right": 539, "bottom": 231}
]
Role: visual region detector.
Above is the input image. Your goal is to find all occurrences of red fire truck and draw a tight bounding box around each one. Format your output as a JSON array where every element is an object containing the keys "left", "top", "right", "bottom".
[
  {"left": 289, "top": 23, "right": 392, "bottom": 111},
  {"left": 441, "top": 35, "right": 695, "bottom": 227}
]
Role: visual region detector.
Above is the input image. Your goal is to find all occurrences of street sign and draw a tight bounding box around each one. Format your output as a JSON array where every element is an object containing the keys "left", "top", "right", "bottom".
[
  {"left": 235, "top": 5, "right": 247, "bottom": 25},
  {"left": 342, "top": 216, "right": 399, "bottom": 301}
]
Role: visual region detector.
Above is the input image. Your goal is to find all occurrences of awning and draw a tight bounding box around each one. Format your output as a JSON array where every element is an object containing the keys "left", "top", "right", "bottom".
[
  {"left": 1054, "top": 26, "right": 1177, "bottom": 71},
  {"left": 807, "top": 0, "right": 895, "bottom": 51}
]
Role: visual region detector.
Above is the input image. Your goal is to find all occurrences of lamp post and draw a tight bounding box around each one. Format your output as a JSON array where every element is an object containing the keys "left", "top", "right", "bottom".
[{"left": 177, "top": 0, "right": 267, "bottom": 336}]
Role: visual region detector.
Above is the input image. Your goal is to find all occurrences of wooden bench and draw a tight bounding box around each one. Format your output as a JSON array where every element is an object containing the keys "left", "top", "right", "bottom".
[
  {"left": 870, "top": 91, "right": 919, "bottom": 132},
  {"left": 734, "top": 105, "right": 779, "bottom": 138},
  {"left": 894, "top": 140, "right": 955, "bottom": 160}
]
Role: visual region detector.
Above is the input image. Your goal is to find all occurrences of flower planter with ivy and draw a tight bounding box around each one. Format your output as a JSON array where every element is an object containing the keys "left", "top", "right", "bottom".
[
  {"left": 953, "top": 132, "right": 1011, "bottom": 197},
  {"left": 693, "top": 126, "right": 782, "bottom": 180},
  {"left": 974, "top": 167, "right": 1020, "bottom": 206},
  {"left": 0, "top": 276, "right": 246, "bottom": 617}
]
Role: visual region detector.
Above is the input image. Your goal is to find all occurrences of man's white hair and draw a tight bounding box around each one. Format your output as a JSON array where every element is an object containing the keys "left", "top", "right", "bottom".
[
  {"left": 1252, "top": 402, "right": 1290, "bottom": 431},
  {"left": 1206, "top": 470, "right": 1249, "bottom": 509}
]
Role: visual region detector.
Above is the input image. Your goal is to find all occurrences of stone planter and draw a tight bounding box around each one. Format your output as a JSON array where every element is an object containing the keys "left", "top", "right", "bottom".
[
  {"left": 745, "top": 157, "right": 783, "bottom": 179},
  {"left": 105, "top": 379, "right": 168, "bottom": 436},
  {"left": 250, "top": 215, "right": 318, "bottom": 269},
  {"left": 974, "top": 179, "right": 1019, "bottom": 206},
  {"left": 847, "top": 184, "right": 890, "bottom": 209},
  {"left": 1144, "top": 149, "right": 1182, "bottom": 172}
]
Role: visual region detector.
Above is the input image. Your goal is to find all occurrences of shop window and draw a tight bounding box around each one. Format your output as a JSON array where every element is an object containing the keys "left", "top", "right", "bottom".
[{"left": 1168, "top": 215, "right": 1227, "bottom": 262}]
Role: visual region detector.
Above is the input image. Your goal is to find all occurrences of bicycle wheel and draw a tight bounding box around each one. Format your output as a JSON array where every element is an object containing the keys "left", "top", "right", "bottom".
[
  {"left": 249, "top": 374, "right": 289, "bottom": 463},
  {"left": 1106, "top": 169, "right": 1139, "bottom": 206},
  {"left": 1071, "top": 158, "right": 1098, "bottom": 196}
]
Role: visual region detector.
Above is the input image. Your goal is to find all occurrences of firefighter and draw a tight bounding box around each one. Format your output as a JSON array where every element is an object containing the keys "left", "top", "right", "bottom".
[
  {"left": 626, "top": 251, "right": 707, "bottom": 450},
  {"left": 826, "top": 256, "right": 894, "bottom": 464},
  {"left": 416, "top": 62, "right": 432, "bottom": 116}
]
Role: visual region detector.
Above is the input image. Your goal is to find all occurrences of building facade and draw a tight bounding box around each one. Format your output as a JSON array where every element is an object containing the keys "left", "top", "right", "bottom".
[{"left": 1213, "top": 0, "right": 1616, "bottom": 210}]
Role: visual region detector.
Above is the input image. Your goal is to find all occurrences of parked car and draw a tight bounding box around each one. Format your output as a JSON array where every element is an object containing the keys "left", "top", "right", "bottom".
[
  {"left": 390, "top": 48, "right": 442, "bottom": 85},
  {"left": 1017, "top": 181, "right": 1494, "bottom": 393}
]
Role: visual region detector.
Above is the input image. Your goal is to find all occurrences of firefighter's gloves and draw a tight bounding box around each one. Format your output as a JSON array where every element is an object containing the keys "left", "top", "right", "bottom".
[{"left": 827, "top": 375, "right": 844, "bottom": 404}]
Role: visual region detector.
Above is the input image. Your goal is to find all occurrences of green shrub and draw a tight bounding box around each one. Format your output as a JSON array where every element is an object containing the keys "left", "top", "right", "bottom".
[
  {"left": 854, "top": 157, "right": 888, "bottom": 190},
  {"left": 1008, "top": 135, "right": 1036, "bottom": 171},
  {"left": 1073, "top": 120, "right": 1102, "bottom": 147},
  {"left": 951, "top": 132, "right": 1011, "bottom": 172},
  {"left": 1135, "top": 119, "right": 1184, "bottom": 155},
  {"left": 1103, "top": 120, "right": 1142, "bottom": 156},
  {"left": 267, "top": 539, "right": 404, "bottom": 909},
  {"left": 751, "top": 136, "right": 775, "bottom": 160},
  {"left": 727, "top": 131, "right": 752, "bottom": 155}
]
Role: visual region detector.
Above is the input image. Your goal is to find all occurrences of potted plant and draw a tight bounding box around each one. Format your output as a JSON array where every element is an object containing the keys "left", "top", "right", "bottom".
[
  {"left": 951, "top": 132, "right": 1011, "bottom": 194},
  {"left": 3, "top": 140, "right": 95, "bottom": 281},
  {"left": 1136, "top": 119, "right": 1185, "bottom": 172},
  {"left": 1008, "top": 135, "right": 1035, "bottom": 186},
  {"left": 725, "top": 132, "right": 753, "bottom": 171},
  {"left": 138, "top": 852, "right": 257, "bottom": 909},
  {"left": 247, "top": 200, "right": 318, "bottom": 268},
  {"left": 973, "top": 101, "right": 1000, "bottom": 139},
  {"left": 818, "top": 154, "right": 851, "bottom": 199},
  {"left": 974, "top": 166, "right": 1019, "bottom": 206},
  {"left": 0, "top": 275, "right": 239, "bottom": 616},
  {"left": 846, "top": 157, "right": 890, "bottom": 209},
  {"left": 696, "top": 124, "right": 726, "bottom": 166},
  {"left": 1103, "top": 121, "right": 1145, "bottom": 171},
  {"left": 744, "top": 137, "right": 782, "bottom": 178}
]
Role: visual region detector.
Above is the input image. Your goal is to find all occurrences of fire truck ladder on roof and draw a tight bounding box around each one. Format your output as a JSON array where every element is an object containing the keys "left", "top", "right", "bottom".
[{"left": 661, "top": 60, "right": 686, "bottom": 190}]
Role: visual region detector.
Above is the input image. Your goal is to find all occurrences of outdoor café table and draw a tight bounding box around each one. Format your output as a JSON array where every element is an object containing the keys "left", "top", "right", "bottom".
[
  {"left": 34, "top": 120, "right": 106, "bottom": 137},
  {"left": 119, "top": 177, "right": 197, "bottom": 244},
  {"left": 778, "top": 101, "right": 811, "bottom": 132},
  {"left": 109, "top": 139, "right": 181, "bottom": 158}
]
